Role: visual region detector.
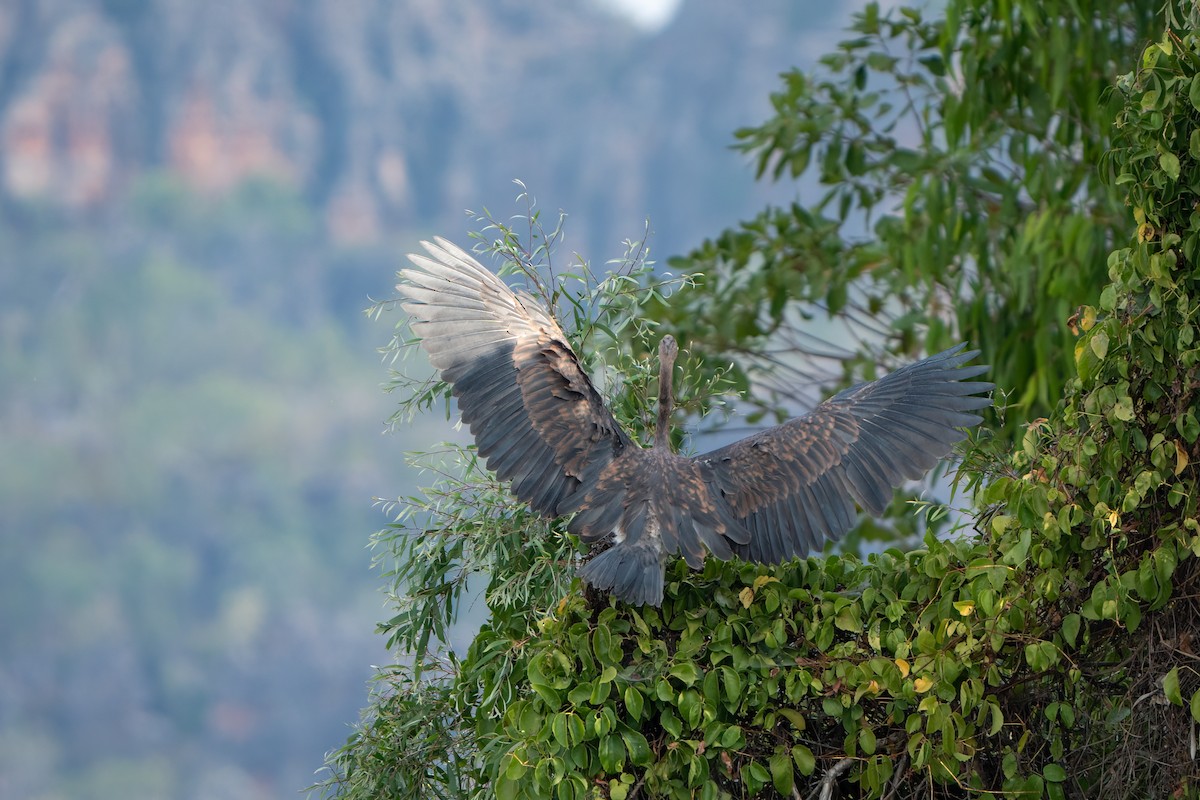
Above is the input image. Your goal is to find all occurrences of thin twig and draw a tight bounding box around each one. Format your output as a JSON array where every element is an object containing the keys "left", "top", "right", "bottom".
[
  {"left": 626, "top": 769, "right": 647, "bottom": 800},
  {"left": 882, "top": 753, "right": 909, "bottom": 800},
  {"left": 806, "top": 757, "right": 855, "bottom": 800}
]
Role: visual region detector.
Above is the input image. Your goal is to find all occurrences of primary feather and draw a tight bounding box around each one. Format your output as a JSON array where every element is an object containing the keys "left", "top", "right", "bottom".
[{"left": 398, "top": 238, "right": 993, "bottom": 606}]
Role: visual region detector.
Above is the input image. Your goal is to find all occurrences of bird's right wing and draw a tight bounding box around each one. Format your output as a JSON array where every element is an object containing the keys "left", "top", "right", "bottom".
[
  {"left": 697, "top": 344, "right": 993, "bottom": 563},
  {"left": 398, "top": 238, "right": 634, "bottom": 516}
]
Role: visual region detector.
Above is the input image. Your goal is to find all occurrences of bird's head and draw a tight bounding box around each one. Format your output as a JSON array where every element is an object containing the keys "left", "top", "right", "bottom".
[{"left": 659, "top": 334, "right": 678, "bottom": 366}]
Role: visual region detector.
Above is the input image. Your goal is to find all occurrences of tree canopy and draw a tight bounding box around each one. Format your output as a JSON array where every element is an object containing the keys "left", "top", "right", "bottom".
[
  {"left": 656, "top": 0, "right": 1156, "bottom": 439},
  {"left": 323, "top": 2, "right": 1200, "bottom": 798}
]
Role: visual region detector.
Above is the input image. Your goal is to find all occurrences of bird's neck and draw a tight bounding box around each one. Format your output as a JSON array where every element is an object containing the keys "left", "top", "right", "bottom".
[{"left": 654, "top": 362, "right": 673, "bottom": 450}]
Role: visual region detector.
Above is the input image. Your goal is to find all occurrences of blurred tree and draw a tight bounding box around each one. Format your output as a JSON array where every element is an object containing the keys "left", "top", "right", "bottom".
[{"left": 0, "top": 177, "right": 403, "bottom": 800}]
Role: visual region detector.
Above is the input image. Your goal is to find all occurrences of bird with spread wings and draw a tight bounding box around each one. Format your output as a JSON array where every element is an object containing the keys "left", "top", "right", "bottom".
[{"left": 398, "top": 238, "right": 993, "bottom": 606}]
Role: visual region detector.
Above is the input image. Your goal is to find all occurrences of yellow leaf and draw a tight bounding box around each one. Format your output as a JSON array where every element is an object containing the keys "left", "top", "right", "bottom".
[
  {"left": 1079, "top": 306, "right": 1098, "bottom": 332},
  {"left": 1176, "top": 440, "right": 1190, "bottom": 475},
  {"left": 752, "top": 574, "right": 779, "bottom": 590},
  {"left": 914, "top": 677, "right": 933, "bottom": 693},
  {"left": 895, "top": 658, "right": 911, "bottom": 678},
  {"left": 1107, "top": 509, "right": 1120, "bottom": 529},
  {"left": 954, "top": 601, "right": 976, "bottom": 617},
  {"left": 739, "top": 587, "right": 754, "bottom": 609}
]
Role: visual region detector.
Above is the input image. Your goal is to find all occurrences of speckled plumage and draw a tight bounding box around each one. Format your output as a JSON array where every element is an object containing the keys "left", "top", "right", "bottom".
[{"left": 399, "top": 238, "right": 993, "bottom": 606}]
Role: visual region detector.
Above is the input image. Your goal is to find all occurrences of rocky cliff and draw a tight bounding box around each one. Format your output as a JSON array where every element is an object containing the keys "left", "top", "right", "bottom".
[{"left": 0, "top": 0, "right": 834, "bottom": 252}]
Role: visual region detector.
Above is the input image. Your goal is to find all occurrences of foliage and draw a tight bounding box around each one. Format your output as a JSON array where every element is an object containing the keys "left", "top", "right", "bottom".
[
  {"left": 653, "top": 0, "right": 1157, "bottom": 438},
  {"left": 490, "top": 16, "right": 1196, "bottom": 799},
  {"left": 329, "top": 4, "right": 1200, "bottom": 800}
]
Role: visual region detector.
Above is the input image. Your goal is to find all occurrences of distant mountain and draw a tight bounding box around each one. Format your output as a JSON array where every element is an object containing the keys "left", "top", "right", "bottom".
[{"left": 0, "top": 0, "right": 838, "bottom": 256}]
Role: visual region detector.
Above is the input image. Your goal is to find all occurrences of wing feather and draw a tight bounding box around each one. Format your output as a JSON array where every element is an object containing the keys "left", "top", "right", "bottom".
[
  {"left": 399, "top": 238, "right": 633, "bottom": 516},
  {"left": 699, "top": 344, "right": 992, "bottom": 563}
]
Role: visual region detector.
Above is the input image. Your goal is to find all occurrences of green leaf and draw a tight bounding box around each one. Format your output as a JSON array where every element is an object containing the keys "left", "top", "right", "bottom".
[
  {"left": 777, "top": 708, "right": 807, "bottom": 729},
  {"left": 623, "top": 687, "right": 644, "bottom": 722},
  {"left": 593, "top": 626, "right": 614, "bottom": 664},
  {"left": 1001, "top": 529, "right": 1031, "bottom": 566},
  {"left": 620, "top": 729, "right": 652, "bottom": 766},
  {"left": 503, "top": 750, "right": 528, "bottom": 781},
  {"left": 770, "top": 749, "right": 795, "bottom": 795},
  {"left": 866, "top": 51, "right": 898, "bottom": 71},
  {"left": 1025, "top": 642, "right": 1046, "bottom": 671},
  {"left": 834, "top": 604, "right": 861, "bottom": 632},
  {"left": 588, "top": 681, "right": 609, "bottom": 705},
  {"left": 743, "top": 761, "right": 771, "bottom": 794},
  {"left": 1113, "top": 395, "right": 1135, "bottom": 422},
  {"left": 1191, "top": 689, "right": 1200, "bottom": 723},
  {"left": 1044, "top": 764, "right": 1067, "bottom": 783},
  {"left": 678, "top": 689, "right": 703, "bottom": 729},
  {"left": 1161, "top": 151, "right": 1181, "bottom": 180},
  {"left": 859, "top": 726, "right": 877, "bottom": 755},
  {"left": 496, "top": 774, "right": 519, "bottom": 800},
  {"left": 669, "top": 661, "right": 702, "bottom": 686},
  {"left": 552, "top": 713, "right": 569, "bottom": 748},
  {"left": 1163, "top": 667, "right": 1183, "bottom": 705},
  {"left": 1178, "top": 410, "right": 1200, "bottom": 443},
  {"left": 720, "top": 725, "right": 745, "bottom": 748},
  {"left": 1099, "top": 284, "right": 1119, "bottom": 311},
  {"left": 1061, "top": 613, "right": 1081, "bottom": 648},
  {"left": 721, "top": 667, "right": 742, "bottom": 709},
  {"left": 534, "top": 756, "right": 565, "bottom": 789},
  {"left": 988, "top": 702, "right": 1004, "bottom": 736},
  {"left": 792, "top": 744, "right": 816, "bottom": 776},
  {"left": 599, "top": 734, "right": 626, "bottom": 773}
]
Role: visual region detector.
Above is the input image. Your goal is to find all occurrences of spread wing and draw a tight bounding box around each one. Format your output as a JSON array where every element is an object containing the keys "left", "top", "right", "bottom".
[
  {"left": 698, "top": 344, "right": 992, "bottom": 563},
  {"left": 398, "top": 238, "right": 633, "bottom": 515}
]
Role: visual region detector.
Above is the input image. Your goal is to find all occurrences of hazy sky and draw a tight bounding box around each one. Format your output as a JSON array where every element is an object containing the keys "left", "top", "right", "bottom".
[{"left": 602, "top": 0, "right": 684, "bottom": 30}]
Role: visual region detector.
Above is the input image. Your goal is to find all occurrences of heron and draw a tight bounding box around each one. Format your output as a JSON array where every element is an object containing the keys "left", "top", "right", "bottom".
[{"left": 399, "top": 238, "right": 992, "bottom": 605}]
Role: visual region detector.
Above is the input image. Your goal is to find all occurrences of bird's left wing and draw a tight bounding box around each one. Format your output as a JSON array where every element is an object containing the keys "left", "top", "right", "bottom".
[
  {"left": 697, "top": 344, "right": 992, "bottom": 563},
  {"left": 398, "top": 238, "right": 633, "bottom": 516}
]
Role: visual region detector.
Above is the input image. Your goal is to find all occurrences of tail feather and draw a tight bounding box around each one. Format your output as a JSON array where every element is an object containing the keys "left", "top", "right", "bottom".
[{"left": 578, "top": 543, "right": 664, "bottom": 606}]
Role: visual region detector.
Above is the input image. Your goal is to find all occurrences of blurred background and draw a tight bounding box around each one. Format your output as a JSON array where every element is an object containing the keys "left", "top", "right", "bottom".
[{"left": 0, "top": 1, "right": 856, "bottom": 798}]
